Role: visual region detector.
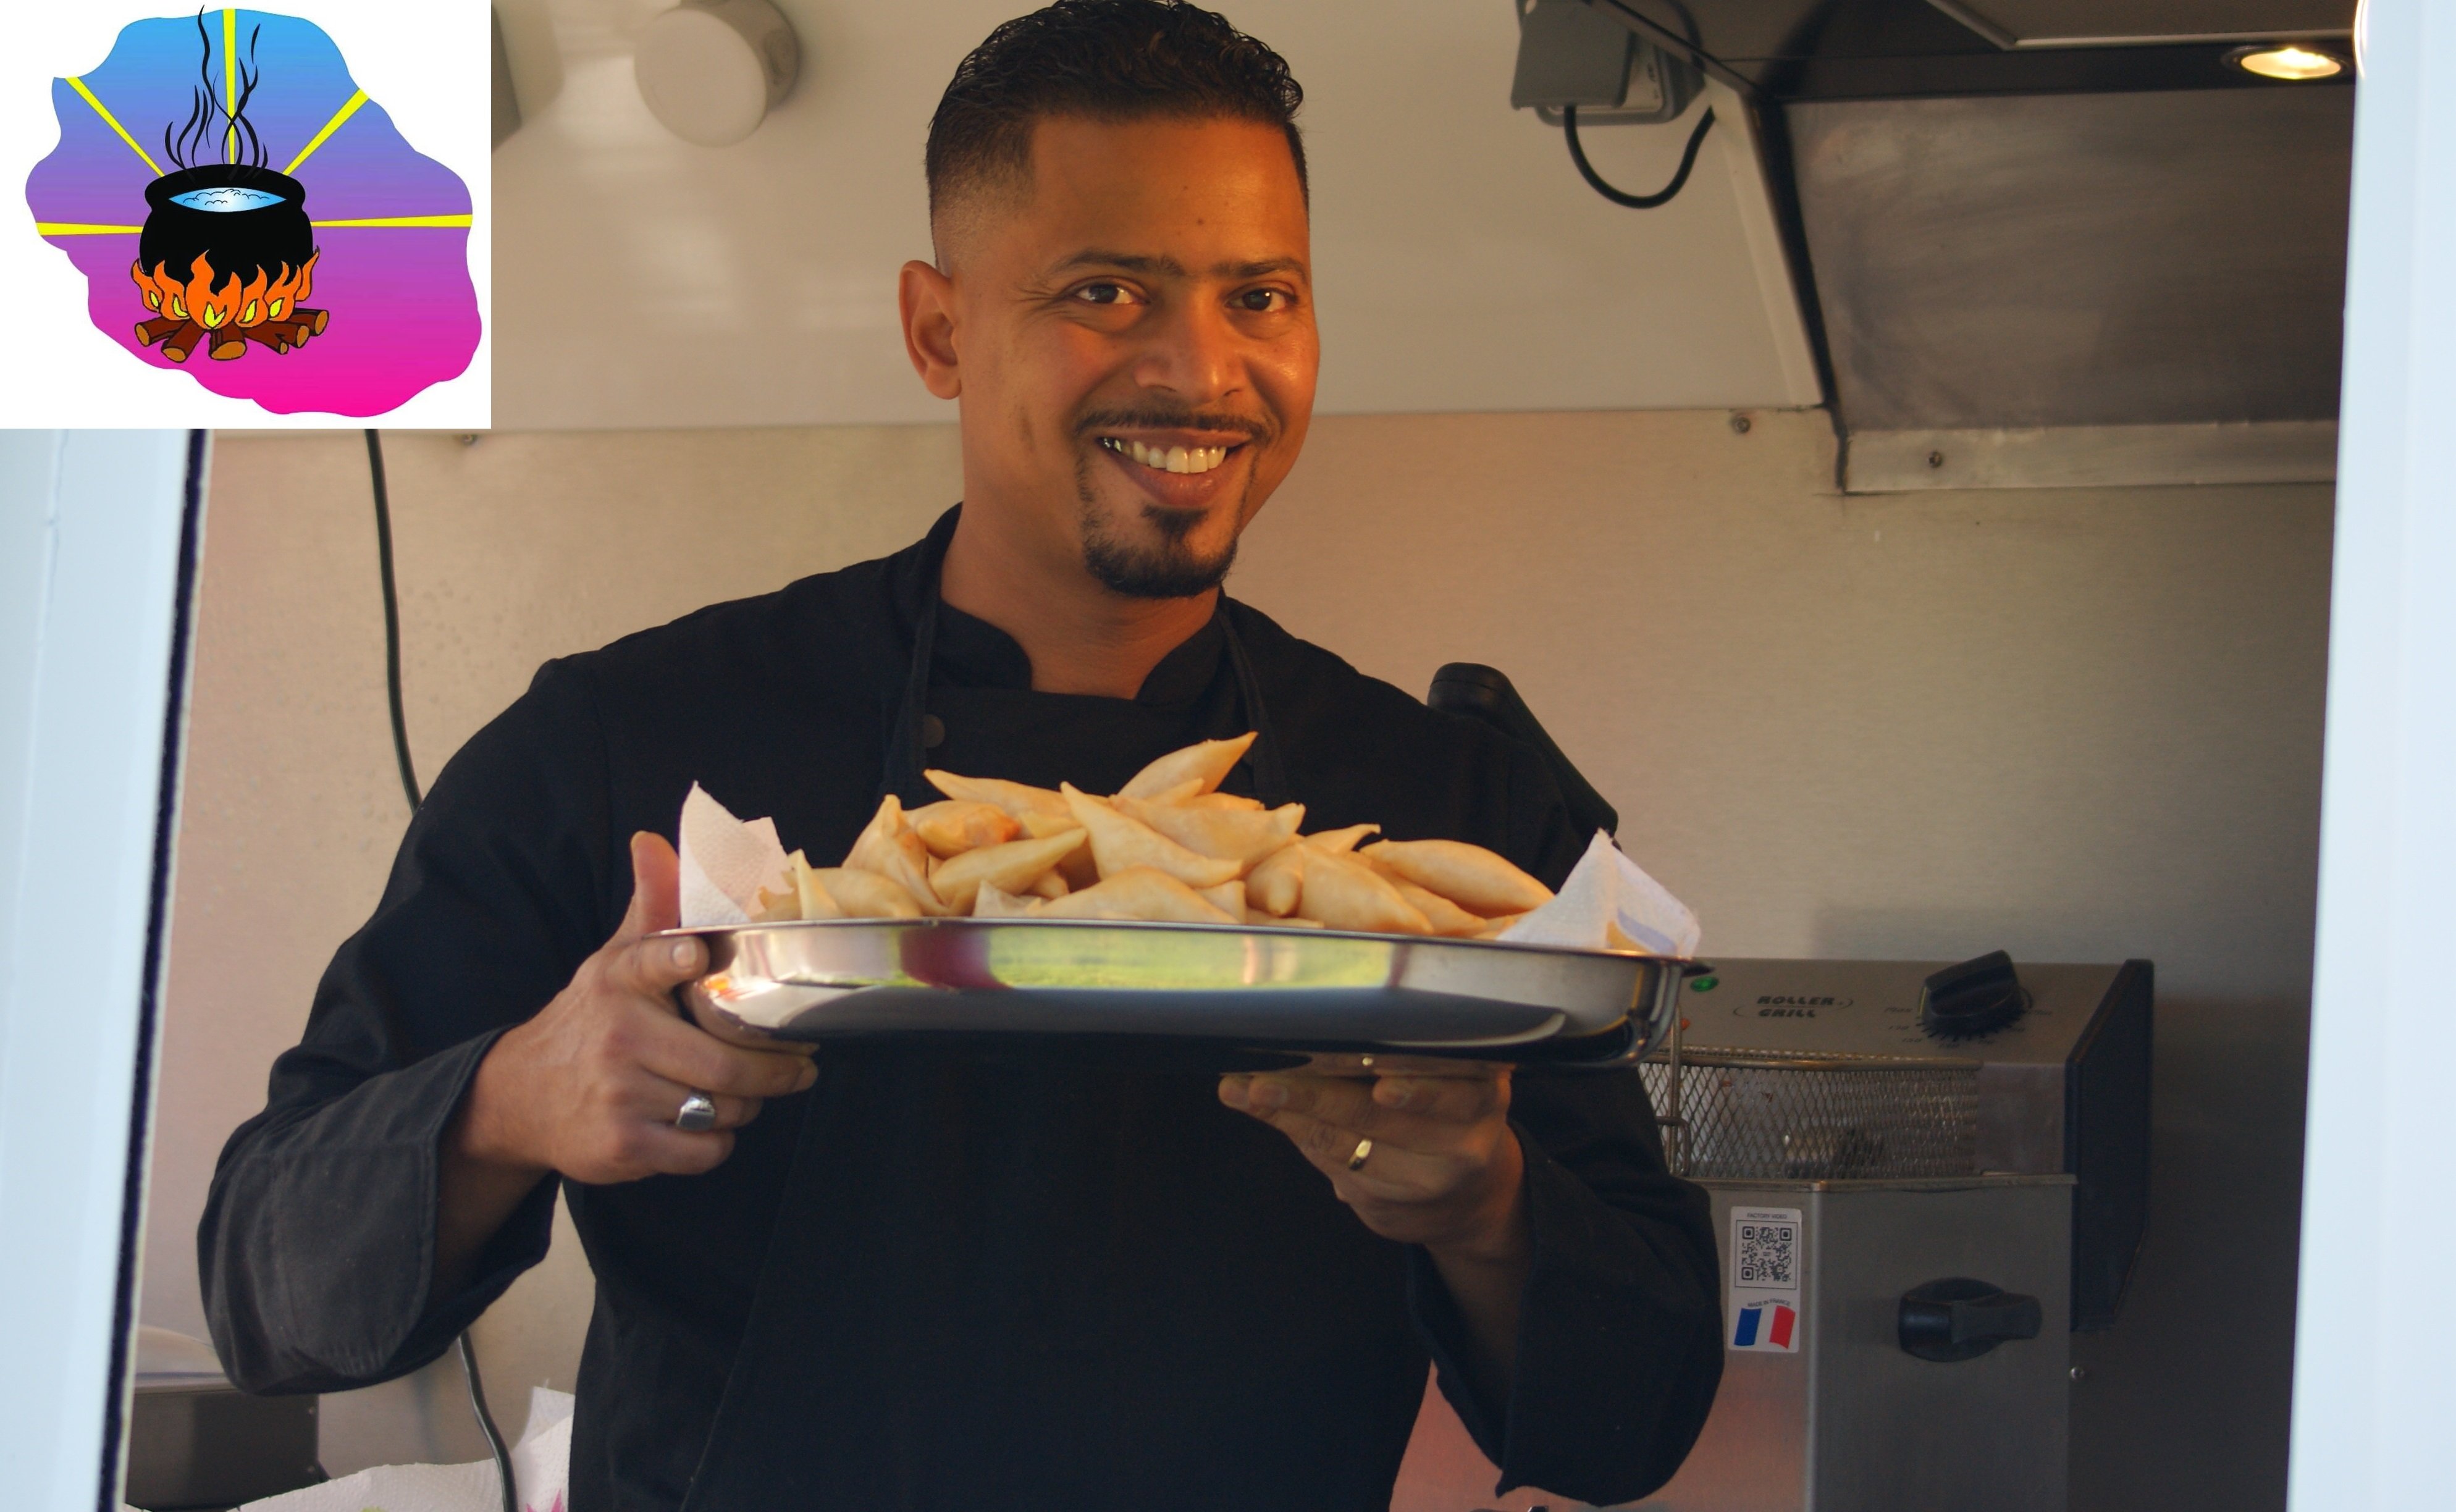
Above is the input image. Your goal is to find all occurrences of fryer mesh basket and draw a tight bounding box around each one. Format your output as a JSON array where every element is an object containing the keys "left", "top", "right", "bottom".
[{"left": 1641, "top": 1050, "right": 1979, "bottom": 1180}]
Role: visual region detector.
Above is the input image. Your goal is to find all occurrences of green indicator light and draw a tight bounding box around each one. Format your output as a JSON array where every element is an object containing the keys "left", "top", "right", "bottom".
[{"left": 1689, "top": 975, "right": 1719, "bottom": 993}]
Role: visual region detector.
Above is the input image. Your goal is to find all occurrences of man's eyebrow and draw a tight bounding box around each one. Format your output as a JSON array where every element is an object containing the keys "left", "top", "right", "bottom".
[
  {"left": 1220, "top": 256, "right": 1308, "bottom": 281},
  {"left": 1045, "top": 250, "right": 1310, "bottom": 281},
  {"left": 1049, "top": 250, "right": 1186, "bottom": 277}
]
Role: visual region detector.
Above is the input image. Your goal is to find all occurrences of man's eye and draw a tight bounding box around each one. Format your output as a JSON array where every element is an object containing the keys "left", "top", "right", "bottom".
[
  {"left": 1075, "top": 283, "right": 1131, "bottom": 305},
  {"left": 1236, "top": 288, "right": 1289, "bottom": 313}
]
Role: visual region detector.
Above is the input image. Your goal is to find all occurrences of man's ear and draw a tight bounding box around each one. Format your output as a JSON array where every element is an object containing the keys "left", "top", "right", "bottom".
[{"left": 899, "top": 259, "right": 962, "bottom": 400}]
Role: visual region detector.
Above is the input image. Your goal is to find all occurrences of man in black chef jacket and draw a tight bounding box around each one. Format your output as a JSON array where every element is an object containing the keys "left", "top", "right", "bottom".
[{"left": 199, "top": 4, "right": 1722, "bottom": 1508}]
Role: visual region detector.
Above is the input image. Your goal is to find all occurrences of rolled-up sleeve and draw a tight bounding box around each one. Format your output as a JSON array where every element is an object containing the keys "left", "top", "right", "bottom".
[
  {"left": 198, "top": 661, "right": 615, "bottom": 1393},
  {"left": 1408, "top": 1068, "right": 1724, "bottom": 1506}
]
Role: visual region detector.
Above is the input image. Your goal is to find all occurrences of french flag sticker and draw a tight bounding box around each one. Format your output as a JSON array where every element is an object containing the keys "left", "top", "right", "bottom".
[{"left": 1733, "top": 1300, "right": 1798, "bottom": 1351}]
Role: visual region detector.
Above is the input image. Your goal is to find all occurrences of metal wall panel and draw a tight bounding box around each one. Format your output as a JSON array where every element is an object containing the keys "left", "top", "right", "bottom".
[{"left": 1792, "top": 88, "right": 2352, "bottom": 434}]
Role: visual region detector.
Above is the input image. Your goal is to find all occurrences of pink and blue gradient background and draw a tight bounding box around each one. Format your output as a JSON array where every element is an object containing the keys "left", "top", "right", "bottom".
[{"left": 25, "top": 10, "right": 479, "bottom": 417}]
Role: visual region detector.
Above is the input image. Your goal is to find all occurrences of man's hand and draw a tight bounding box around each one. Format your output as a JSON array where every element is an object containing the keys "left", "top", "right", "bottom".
[
  {"left": 1219, "top": 1057, "right": 1531, "bottom": 1391},
  {"left": 435, "top": 832, "right": 817, "bottom": 1287}
]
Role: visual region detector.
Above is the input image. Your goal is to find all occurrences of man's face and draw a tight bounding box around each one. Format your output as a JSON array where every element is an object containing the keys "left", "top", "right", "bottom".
[{"left": 912, "top": 114, "right": 1318, "bottom": 598}]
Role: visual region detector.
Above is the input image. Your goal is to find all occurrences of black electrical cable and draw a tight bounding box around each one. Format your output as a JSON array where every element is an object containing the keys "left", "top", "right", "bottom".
[
  {"left": 366, "top": 429, "right": 422, "bottom": 813},
  {"left": 367, "top": 428, "right": 519, "bottom": 1512},
  {"left": 458, "top": 1333, "right": 519, "bottom": 1512},
  {"left": 1562, "top": 101, "right": 1717, "bottom": 209}
]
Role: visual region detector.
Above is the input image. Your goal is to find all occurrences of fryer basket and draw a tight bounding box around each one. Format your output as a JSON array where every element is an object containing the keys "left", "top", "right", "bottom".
[{"left": 1642, "top": 1049, "right": 1980, "bottom": 1180}]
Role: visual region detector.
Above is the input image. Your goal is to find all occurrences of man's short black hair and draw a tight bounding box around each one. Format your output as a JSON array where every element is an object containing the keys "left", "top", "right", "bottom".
[{"left": 926, "top": 0, "right": 1307, "bottom": 230}]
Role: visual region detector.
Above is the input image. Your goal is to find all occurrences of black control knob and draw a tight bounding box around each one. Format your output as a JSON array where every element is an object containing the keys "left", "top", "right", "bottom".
[
  {"left": 1899, "top": 1277, "right": 2043, "bottom": 1363},
  {"left": 1919, "top": 949, "right": 2025, "bottom": 1038}
]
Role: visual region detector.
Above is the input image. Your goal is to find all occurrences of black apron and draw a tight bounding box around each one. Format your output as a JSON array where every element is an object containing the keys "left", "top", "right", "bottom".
[{"left": 675, "top": 518, "right": 1423, "bottom": 1510}]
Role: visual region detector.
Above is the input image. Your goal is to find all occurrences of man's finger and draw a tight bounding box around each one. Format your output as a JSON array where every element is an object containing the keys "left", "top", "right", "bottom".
[
  {"left": 609, "top": 929, "right": 708, "bottom": 1000},
  {"left": 627, "top": 1075, "right": 763, "bottom": 1132},
  {"left": 1225, "top": 1074, "right": 1489, "bottom": 1151},
  {"left": 633, "top": 1014, "right": 819, "bottom": 1100},
  {"left": 1251, "top": 1106, "right": 1446, "bottom": 1192},
  {"left": 1249, "top": 1072, "right": 1501, "bottom": 1135},
  {"left": 1370, "top": 1071, "right": 1508, "bottom": 1124},
  {"left": 612, "top": 830, "right": 683, "bottom": 947},
  {"left": 594, "top": 1123, "right": 734, "bottom": 1182}
]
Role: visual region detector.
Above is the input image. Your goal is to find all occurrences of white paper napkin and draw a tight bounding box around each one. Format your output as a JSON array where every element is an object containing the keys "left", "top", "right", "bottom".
[
  {"left": 1500, "top": 830, "right": 1703, "bottom": 957},
  {"left": 678, "top": 783, "right": 789, "bottom": 928}
]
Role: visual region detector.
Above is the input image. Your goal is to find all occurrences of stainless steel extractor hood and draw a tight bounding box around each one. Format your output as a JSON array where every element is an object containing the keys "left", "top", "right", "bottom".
[{"left": 1580, "top": 1, "right": 2357, "bottom": 490}]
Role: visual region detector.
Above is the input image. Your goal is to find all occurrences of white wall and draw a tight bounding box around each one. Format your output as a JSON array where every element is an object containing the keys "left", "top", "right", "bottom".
[
  {"left": 154, "top": 413, "right": 2326, "bottom": 1509},
  {"left": 488, "top": 0, "right": 1819, "bottom": 429}
]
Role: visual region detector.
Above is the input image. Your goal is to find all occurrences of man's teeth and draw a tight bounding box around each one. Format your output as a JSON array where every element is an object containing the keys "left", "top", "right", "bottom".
[{"left": 1101, "top": 437, "right": 1232, "bottom": 474}]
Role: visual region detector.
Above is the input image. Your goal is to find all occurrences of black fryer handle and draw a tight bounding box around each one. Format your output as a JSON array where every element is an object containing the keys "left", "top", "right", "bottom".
[
  {"left": 1898, "top": 1277, "right": 2043, "bottom": 1363},
  {"left": 1428, "top": 663, "right": 1619, "bottom": 840}
]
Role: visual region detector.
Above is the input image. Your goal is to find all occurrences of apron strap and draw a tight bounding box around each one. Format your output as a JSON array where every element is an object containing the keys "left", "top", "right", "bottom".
[
  {"left": 878, "top": 513, "right": 957, "bottom": 805},
  {"left": 1218, "top": 608, "right": 1290, "bottom": 809}
]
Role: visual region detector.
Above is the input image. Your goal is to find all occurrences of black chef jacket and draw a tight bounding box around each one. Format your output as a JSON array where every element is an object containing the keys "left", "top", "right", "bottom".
[{"left": 199, "top": 508, "right": 1722, "bottom": 1511}]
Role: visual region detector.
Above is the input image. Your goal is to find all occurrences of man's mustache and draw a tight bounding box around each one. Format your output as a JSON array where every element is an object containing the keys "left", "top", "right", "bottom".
[{"left": 1075, "top": 408, "right": 1273, "bottom": 445}]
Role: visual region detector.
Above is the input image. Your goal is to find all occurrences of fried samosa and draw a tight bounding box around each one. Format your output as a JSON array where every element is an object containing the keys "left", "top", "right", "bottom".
[
  {"left": 844, "top": 794, "right": 949, "bottom": 915},
  {"left": 928, "top": 829, "right": 1088, "bottom": 914},
  {"left": 1365, "top": 839, "right": 1554, "bottom": 917},
  {"left": 923, "top": 770, "right": 1073, "bottom": 825},
  {"left": 1035, "top": 866, "right": 1240, "bottom": 925},
  {"left": 807, "top": 865, "right": 924, "bottom": 920},
  {"left": 1112, "top": 794, "right": 1304, "bottom": 870},
  {"left": 1295, "top": 849, "right": 1434, "bottom": 935},
  {"left": 907, "top": 799, "right": 1021, "bottom": 857},
  {"left": 1061, "top": 784, "right": 1242, "bottom": 889},
  {"left": 1117, "top": 732, "right": 1256, "bottom": 800},
  {"left": 1244, "top": 842, "right": 1308, "bottom": 916},
  {"left": 1302, "top": 824, "right": 1381, "bottom": 855}
]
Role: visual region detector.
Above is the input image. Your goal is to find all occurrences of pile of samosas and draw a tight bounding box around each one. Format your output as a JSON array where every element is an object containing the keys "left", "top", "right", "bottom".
[{"left": 749, "top": 733, "right": 1555, "bottom": 938}]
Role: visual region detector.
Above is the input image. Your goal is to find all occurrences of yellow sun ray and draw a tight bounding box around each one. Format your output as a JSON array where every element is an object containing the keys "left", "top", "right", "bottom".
[
  {"left": 224, "top": 8, "right": 239, "bottom": 165},
  {"left": 309, "top": 214, "right": 473, "bottom": 228},
  {"left": 282, "top": 89, "right": 369, "bottom": 177},
  {"left": 37, "top": 214, "right": 473, "bottom": 236},
  {"left": 65, "top": 77, "right": 162, "bottom": 176}
]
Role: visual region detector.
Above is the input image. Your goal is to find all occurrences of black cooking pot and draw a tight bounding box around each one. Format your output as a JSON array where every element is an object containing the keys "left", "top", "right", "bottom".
[{"left": 138, "top": 165, "right": 313, "bottom": 286}]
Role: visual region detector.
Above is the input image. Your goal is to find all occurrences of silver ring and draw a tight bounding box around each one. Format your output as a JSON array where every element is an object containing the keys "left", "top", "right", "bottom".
[
  {"left": 675, "top": 1090, "right": 718, "bottom": 1133},
  {"left": 1346, "top": 1136, "right": 1374, "bottom": 1172}
]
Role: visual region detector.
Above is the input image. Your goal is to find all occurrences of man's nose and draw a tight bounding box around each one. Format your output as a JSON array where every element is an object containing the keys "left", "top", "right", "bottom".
[{"left": 1130, "top": 296, "right": 1240, "bottom": 404}]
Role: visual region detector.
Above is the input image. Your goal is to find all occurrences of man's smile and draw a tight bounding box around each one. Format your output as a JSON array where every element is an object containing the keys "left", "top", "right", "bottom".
[{"left": 1096, "top": 435, "right": 1240, "bottom": 474}]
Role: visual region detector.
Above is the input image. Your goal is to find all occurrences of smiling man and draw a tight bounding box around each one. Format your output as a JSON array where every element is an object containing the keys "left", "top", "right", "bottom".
[{"left": 198, "top": 5, "right": 1722, "bottom": 1510}]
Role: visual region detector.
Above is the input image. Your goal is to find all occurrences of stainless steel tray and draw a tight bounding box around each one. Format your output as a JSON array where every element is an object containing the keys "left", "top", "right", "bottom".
[{"left": 666, "top": 918, "right": 1683, "bottom": 1065}]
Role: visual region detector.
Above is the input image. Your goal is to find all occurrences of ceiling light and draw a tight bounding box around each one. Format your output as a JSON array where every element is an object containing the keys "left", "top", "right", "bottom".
[{"left": 2228, "top": 44, "right": 2346, "bottom": 82}]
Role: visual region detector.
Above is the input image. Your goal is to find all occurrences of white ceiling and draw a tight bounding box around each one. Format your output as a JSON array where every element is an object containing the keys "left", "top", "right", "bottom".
[{"left": 488, "top": 0, "right": 1820, "bottom": 429}]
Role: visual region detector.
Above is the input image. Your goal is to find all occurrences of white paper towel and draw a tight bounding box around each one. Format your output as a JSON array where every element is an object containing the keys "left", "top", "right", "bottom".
[
  {"left": 1499, "top": 831, "right": 1702, "bottom": 957},
  {"left": 678, "top": 783, "right": 789, "bottom": 927}
]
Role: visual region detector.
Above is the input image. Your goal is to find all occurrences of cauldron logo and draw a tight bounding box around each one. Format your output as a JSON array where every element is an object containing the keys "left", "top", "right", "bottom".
[
  {"left": 128, "top": 13, "right": 323, "bottom": 364},
  {"left": 27, "top": 9, "right": 479, "bottom": 416}
]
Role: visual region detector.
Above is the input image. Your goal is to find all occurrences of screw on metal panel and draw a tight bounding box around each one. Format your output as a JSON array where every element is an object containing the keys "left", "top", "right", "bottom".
[
  {"left": 1927, "top": 450, "right": 1945, "bottom": 468},
  {"left": 2071, "top": 1365, "right": 2088, "bottom": 1382},
  {"left": 1730, "top": 413, "right": 1752, "bottom": 434}
]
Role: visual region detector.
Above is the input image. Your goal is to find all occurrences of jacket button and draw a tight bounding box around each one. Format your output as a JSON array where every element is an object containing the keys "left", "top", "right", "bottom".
[{"left": 921, "top": 714, "right": 946, "bottom": 749}]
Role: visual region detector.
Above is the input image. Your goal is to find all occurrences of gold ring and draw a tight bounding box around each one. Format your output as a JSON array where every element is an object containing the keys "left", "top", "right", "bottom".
[{"left": 1347, "top": 1136, "right": 1374, "bottom": 1171}]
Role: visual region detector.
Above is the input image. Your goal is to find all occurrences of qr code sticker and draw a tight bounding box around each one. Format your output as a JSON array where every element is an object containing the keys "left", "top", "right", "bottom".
[{"left": 1736, "top": 1220, "right": 1798, "bottom": 1288}]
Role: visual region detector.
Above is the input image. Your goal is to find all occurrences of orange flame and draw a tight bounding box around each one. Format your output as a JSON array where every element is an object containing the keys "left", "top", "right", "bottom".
[{"left": 129, "top": 250, "right": 318, "bottom": 328}]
